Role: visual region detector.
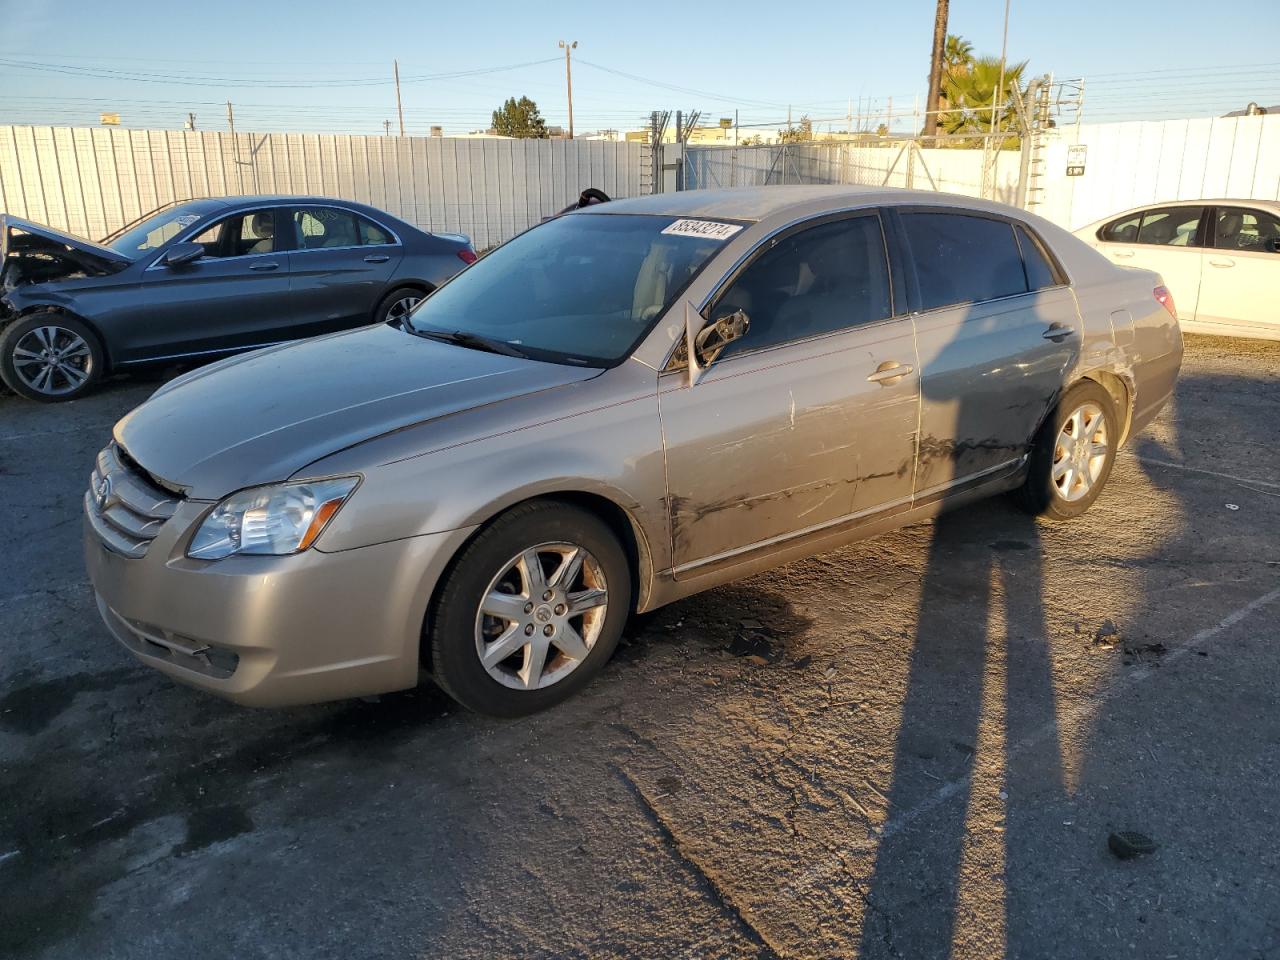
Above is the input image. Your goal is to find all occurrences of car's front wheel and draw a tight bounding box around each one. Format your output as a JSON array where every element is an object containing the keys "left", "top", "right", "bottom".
[
  {"left": 427, "top": 501, "right": 631, "bottom": 716},
  {"left": 0, "top": 313, "right": 104, "bottom": 402},
  {"left": 1015, "top": 379, "right": 1118, "bottom": 520}
]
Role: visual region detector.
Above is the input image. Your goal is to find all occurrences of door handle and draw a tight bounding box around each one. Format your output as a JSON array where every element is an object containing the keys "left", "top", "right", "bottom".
[
  {"left": 249, "top": 262, "right": 280, "bottom": 272},
  {"left": 1042, "top": 323, "right": 1074, "bottom": 342},
  {"left": 1113, "top": 250, "right": 1135, "bottom": 259},
  {"left": 866, "top": 361, "right": 913, "bottom": 385},
  {"left": 363, "top": 254, "right": 391, "bottom": 263},
  {"left": 1208, "top": 258, "right": 1235, "bottom": 268}
]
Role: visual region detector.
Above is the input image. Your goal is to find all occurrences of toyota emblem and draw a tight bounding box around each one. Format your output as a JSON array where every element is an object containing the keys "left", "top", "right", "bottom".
[{"left": 95, "top": 474, "right": 112, "bottom": 511}]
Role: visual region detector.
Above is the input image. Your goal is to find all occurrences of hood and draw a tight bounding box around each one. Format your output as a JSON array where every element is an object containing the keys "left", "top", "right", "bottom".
[
  {"left": 0, "top": 215, "right": 134, "bottom": 269},
  {"left": 114, "top": 324, "right": 600, "bottom": 498}
]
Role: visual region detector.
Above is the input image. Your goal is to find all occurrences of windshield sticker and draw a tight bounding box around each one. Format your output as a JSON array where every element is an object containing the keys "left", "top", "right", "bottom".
[
  {"left": 661, "top": 219, "right": 743, "bottom": 241},
  {"left": 174, "top": 215, "right": 200, "bottom": 227}
]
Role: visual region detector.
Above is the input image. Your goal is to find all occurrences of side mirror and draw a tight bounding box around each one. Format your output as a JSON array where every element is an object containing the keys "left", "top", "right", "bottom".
[
  {"left": 695, "top": 310, "right": 750, "bottom": 366},
  {"left": 162, "top": 241, "right": 205, "bottom": 266},
  {"left": 683, "top": 301, "right": 750, "bottom": 387}
]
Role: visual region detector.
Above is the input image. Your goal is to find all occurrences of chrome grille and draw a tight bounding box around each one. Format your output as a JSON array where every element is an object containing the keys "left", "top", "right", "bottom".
[{"left": 85, "top": 444, "right": 182, "bottom": 559}]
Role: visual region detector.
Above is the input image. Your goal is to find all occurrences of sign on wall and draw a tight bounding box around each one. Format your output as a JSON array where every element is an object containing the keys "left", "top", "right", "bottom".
[{"left": 1066, "top": 144, "right": 1087, "bottom": 177}]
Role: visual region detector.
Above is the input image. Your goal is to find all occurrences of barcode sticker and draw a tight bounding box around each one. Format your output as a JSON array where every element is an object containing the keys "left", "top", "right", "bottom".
[{"left": 661, "top": 219, "right": 743, "bottom": 241}]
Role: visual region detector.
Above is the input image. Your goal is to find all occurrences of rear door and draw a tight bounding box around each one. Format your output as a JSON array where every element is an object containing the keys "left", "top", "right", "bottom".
[
  {"left": 286, "top": 205, "right": 404, "bottom": 335},
  {"left": 896, "top": 209, "right": 1080, "bottom": 500},
  {"left": 1092, "top": 206, "right": 1206, "bottom": 324},
  {"left": 131, "top": 207, "right": 295, "bottom": 362},
  {"left": 1195, "top": 205, "right": 1280, "bottom": 336},
  {"left": 660, "top": 211, "right": 919, "bottom": 576}
]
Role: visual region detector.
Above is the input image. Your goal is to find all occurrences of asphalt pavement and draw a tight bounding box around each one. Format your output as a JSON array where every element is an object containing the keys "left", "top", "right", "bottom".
[{"left": 1, "top": 335, "right": 1278, "bottom": 959}]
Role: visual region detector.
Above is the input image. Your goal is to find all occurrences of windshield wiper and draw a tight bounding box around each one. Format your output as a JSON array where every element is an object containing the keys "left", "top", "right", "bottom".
[{"left": 416, "top": 329, "right": 529, "bottom": 359}]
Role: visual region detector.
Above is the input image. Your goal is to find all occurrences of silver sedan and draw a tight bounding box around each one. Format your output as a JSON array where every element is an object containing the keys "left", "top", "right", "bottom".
[{"left": 84, "top": 186, "right": 1183, "bottom": 715}]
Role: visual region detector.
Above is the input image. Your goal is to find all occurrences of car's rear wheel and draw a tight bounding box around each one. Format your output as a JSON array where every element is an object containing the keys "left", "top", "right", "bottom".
[
  {"left": 1015, "top": 380, "right": 1118, "bottom": 520},
  {"left": 376, "top": 286, "right": 426, "bottom": 328},
  {"left": 427, "top": 501, "right": 631, "bottom": 716},
  {"left": 0, "top": 313, "right": 104, "bottom": 402}
]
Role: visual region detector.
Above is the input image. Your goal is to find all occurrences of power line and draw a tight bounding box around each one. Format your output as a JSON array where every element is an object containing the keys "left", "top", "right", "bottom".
[
  {"left": 573, "top": 59, "right": 788, "bottom": 109},
  {"left": 0, "top": 56, "right": 562, "bottom": 88}
]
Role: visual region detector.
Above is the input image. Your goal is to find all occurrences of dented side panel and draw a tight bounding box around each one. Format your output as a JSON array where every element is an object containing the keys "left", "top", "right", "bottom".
[
  {"left": 658, "top": 317, "right": 919, "bottom": 577},
  {"left": 912, "top": 287, "right": 1082, "bottom": 497}
]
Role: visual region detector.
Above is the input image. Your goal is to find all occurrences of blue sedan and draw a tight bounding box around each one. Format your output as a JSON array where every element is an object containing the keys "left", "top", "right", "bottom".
[{"left": 0, "top": 196, "right": 476, "bottom": 401}]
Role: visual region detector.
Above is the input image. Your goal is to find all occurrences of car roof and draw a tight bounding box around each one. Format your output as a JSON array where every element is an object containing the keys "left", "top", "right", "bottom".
[{"left": 580, "top": 185, "right": 1045, "bottom": 223}]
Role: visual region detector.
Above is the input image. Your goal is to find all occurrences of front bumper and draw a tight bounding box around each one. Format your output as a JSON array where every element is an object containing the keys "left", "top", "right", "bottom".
[{"left": 84, "top": 499, "right": 475, "bottom": 707}]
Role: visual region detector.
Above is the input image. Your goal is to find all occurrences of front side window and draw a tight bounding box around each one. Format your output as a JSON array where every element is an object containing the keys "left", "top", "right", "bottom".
[
  {"left": 294, "top": 208, "right": 361, "bottom": 249},
  {"left": 1213, "top": 206, "right": 1280, "bottom": 253},
  {"left": 104, "top": 201, "right": 218, "bottom": 256},
  {"left": 1135, "top": 207, "right": 1203, "bottom": 247},
  {"left": 902, "top": 212, "right": 1027, "bottom": 311},
  {"left": 406, "top": 213, "right": 730, "bottom": 366},
  {"left": 191, "top": 210, "right": 277, "bottom": 259},
  {"left": 711, "top": 215, "right": 892, "bottom": 357}
]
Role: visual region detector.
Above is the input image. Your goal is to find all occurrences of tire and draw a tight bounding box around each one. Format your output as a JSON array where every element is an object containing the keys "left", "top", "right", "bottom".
[
  {"left": 1014, "top": 380, "right": 1119, "bottom": 520},
  {"left": 375, "top": 286, "right": 426, "bottom": 328},
  {"left": 0, "top": 312, "right": 104, "bottom": 403},
  {"left": 428, "top": 501, "right": 632, "bottom": 717}
]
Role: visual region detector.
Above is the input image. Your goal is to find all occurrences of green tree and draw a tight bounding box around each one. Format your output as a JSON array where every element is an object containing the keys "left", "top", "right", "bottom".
[
  {"left": 491, "top": 96, "right": 548, "bottom": 138},
  {"left": 777, "top": 115, "right": 813, "bottom": 143},
  {"left": 940, "top": 55, "right": 1027, "bottom": 138},
  {"left": 944, "top": 34, "right": 975, "bottom": 75}
]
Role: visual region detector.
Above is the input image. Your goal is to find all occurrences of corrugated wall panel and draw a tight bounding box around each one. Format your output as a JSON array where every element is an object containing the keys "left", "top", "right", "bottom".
[{"left": 0, "top": 126, "right": 647, "bottom": 245}]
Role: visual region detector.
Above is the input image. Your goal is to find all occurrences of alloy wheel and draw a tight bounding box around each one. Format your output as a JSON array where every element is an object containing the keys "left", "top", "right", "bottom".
[
  {"left": 474, "top": 541, "right": 609, "bottom": 691},
  {"left": 10, "top": 325, "right": 94, "bottom": 397},
  {"left": 1052, "top": 401, "right": 1109, "bottom": 502},
  {"left": 385, "top": 296, "right": 421, "bottom": 325}
]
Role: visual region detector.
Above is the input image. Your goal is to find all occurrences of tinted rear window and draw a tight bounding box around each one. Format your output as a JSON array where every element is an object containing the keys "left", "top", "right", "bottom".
[
  {"left": 1015, "top": 224, "right": 1060, "bottom": 290},
  {"left": 902, "top": 213, "right": 1027, "bottom": 311}
]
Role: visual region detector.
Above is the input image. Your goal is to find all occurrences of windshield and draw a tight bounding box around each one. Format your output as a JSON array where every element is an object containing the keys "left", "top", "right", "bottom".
[
  {"left": 103, "top": 202, "right": 216, "bottom": 257},
  {"left": 407, "top": 213, "right": 737, "bottom": 366}
]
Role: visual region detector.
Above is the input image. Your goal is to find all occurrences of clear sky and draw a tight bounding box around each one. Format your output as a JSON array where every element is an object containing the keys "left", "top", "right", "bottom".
[{"left": 0, "top": 0, "right": 1276, "bottom": 135}]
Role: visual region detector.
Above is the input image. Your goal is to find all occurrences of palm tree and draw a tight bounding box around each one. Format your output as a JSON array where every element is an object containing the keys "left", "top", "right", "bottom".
[
  {"left": 944, "top": 34, "right": 975, "bottom": 75},
  {"left": 940, "top": 56, "right": 1026, "bottom": 137}
]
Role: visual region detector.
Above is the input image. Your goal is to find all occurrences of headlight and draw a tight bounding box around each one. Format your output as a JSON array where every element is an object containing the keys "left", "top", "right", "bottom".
[{"left": 188, "top": 477, "right": 359, "bottom": 560}]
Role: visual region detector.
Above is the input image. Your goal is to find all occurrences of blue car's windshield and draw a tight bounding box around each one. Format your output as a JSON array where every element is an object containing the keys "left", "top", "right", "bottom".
[
  {"left": 407, "top": 213, "right": 739, "bottom": 366},
  {"left": 102, "top": 201, "right": 220, "bottom": 257}
]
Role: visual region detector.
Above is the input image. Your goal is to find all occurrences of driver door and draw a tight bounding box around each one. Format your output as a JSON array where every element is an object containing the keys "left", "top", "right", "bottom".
[
  {"left": 132, "top": 208, "right": 295, "bottom": 363},
  {"left": 659, "top": 212, "right": 919, "bottom": 578}
]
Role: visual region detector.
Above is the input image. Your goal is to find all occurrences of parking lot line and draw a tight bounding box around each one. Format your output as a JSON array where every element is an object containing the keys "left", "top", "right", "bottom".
[
  {"left": 868, "top": 583, "right": 1280, "bottom": 848},
  {"left": 1131, "top": 454, "right": 1280, "bottom": 491}
]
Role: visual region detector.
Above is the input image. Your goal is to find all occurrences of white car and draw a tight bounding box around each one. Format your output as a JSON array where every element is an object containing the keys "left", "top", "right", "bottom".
[{"left": 1075, "top": 199, "right": 1280, "bottom": 341}]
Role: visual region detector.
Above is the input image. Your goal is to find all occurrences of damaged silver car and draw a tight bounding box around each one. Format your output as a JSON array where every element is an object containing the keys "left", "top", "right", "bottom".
[{"left": 84, "top": 186, "right": 1183, "bottom": 716}]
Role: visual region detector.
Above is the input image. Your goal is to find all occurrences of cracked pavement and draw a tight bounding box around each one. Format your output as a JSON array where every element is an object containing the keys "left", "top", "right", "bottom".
[{"left": 2, "top": 335, "right": 1279, "bottom": 959}]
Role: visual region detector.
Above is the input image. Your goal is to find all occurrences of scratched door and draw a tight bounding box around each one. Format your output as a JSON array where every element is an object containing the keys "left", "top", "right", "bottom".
[{"left": 659, "top": 212, "right": 918, "bottom": 578}]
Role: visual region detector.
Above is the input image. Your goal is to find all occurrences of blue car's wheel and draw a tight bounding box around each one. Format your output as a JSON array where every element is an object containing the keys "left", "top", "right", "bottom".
[{"left": 0, "top": 312, "right": 104, "bottom": 403}]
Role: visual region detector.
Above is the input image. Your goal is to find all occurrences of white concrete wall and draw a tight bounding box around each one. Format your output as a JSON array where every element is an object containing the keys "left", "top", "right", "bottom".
[{"left": 1035, "top": 115, "right": 1280, "bottom": 229}]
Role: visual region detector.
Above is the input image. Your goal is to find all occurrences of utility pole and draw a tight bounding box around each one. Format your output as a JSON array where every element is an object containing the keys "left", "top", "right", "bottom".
[
  {"left": 226, "top": 101, "right": 242, "bottom": 192},
  {"left": 992, "top": 0, "right": 1012, "bottom": 136},
  {"left": 383, "top": 119, "right": 391, "bottom": 136},
  {"left": 186, "top": 112, "right": 196, "bottom": 131},
  {"left": 558, "top": 40, "right": 577, "bottom": 139},
  {"left": 922, "top": 0, "right": 948, "bottom": 138},
  {"left": 394, "top": 59, "right": 405, "bottom": 137}
]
